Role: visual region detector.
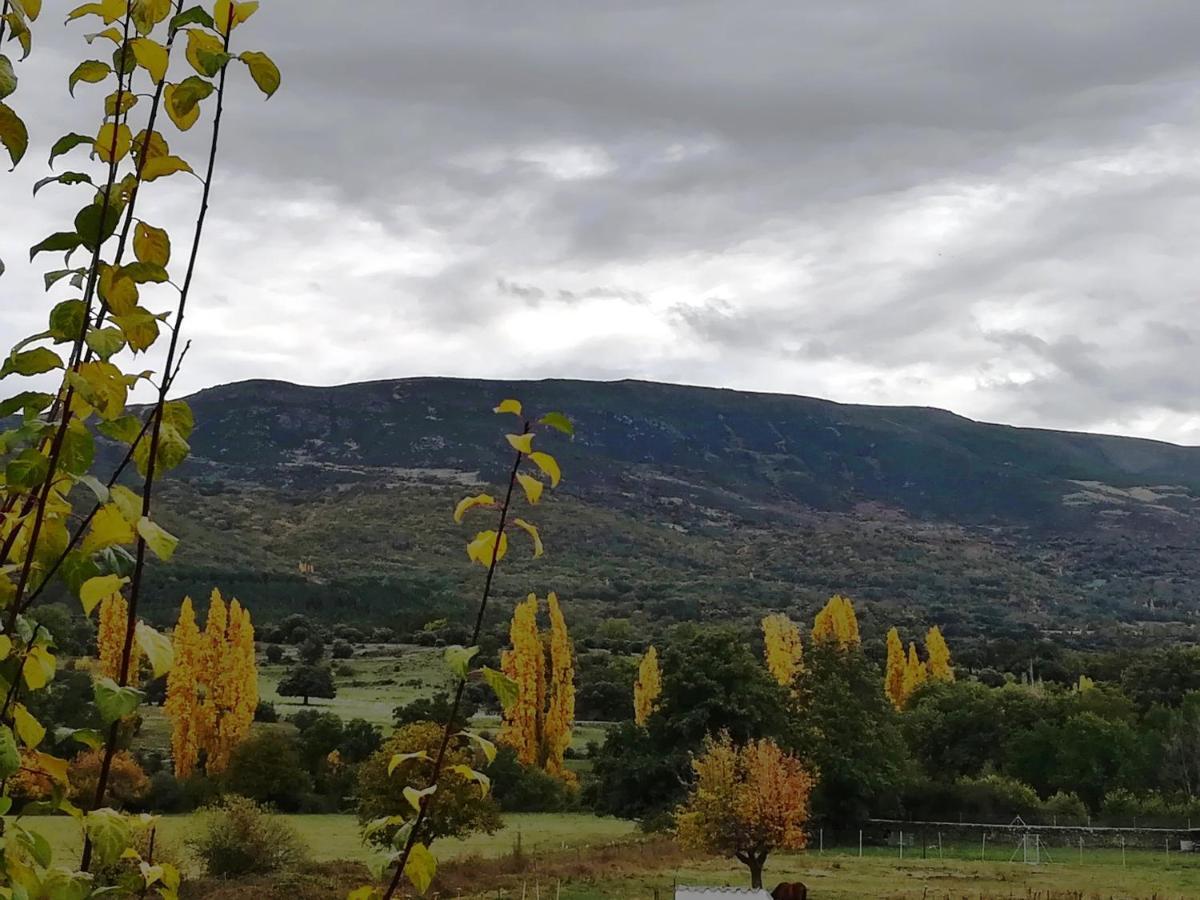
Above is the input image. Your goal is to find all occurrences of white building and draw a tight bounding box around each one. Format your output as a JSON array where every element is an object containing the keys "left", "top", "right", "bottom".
[{"left": 674, "top": 888, "right": 773, "bottom": 900}]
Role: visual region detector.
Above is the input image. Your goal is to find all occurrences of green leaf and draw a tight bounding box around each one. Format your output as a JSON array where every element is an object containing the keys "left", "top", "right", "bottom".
[
  {"left": 80, "top": 573, "right": 127, "bottom": 615},
  {"left": 85, "top": 808, "right": 132, "bottom": 868},
  {"left": 168, "top": 4, "right": 213, "bottom": 34},
  {"left": 33, "top": 171, "right": 94, "bottom": 198},
  {"left": 137, "top": 516, "right": 178, "bottom": 560},
  {"left": 121, "top": 261, "right": 169, "bottom": 283},
  {"left": 71, "top": 727, "right": 105, "bottom": 750},
  {"left": 49, "top": 132, "right": 93, "bottom": 168},
  {"left": 6, "top": 447, "right": 49, "bottom": 488},
  {"left": 43, "top": 265, "right": 84, "bottom": 288},
  {"left": 449, "top": 763, "right": 491, "bottom": 797},
  {"left": 77, "top": 473, "right": 110, "bottom": 503},
  {"left": 135, "top": 621, "right": 174, "bottom": 676},
  {"left": 0, "top": 100, "right": 28, "bottom": 168},
  {"left": 0, "top": 53, "right": 16, "bottom": 100},
  {"left": 168, "top": 75, "right": 214, "bottom": 120},
  {"left": 0, "top": 390, "right": 51, "bottom": 417},
  {"left": 2, "top": 345, "right": 63, "bottom": 377},
  {"left": 239, "top": 50, "right": 280, "bottom": 97},
  {"left": 93, "top": 677, "right": 143, "bottom": 724},
  {"left": 0, "top": 725, "right": 19, "bottom": 779},
  {"left": 30, "top": 231, "right": 83, "bottom": 260},
  {"left": 75, "top": 201, "right": 121, "bottom": 252},
  {"left": 97, "top": 413, "right": 143, "bottom": 444},
  {"left": 404, "top": 842, "right": 437, "bottom": 896},
  {"left": 481, "top": 666, "right": 519, "bottom": 713},
  {"left": 49, "top": 298, "right": 87, "bottom": 342},
  {"left": 68, "top": 59, "right": 110, "bottom": 96},
  {"left": 538, "top": 411, "right": 574, "bottom": 437},
  {"left": 61, "top": 417, "right": 95, "bottom": 475},
  {"left": 456, "top": 729, "right": 498, "bottom": 765},
  {"left": 85, "top": 325, "right": 127, "bottom": 360},
  {"left": 131, "top": 0, "right": 173, "bottom": 33},
  {"left": 444, "top": 644, "right": 479, "bottom": 679}
]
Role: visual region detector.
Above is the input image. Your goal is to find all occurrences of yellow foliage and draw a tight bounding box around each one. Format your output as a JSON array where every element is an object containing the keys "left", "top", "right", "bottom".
[
  {"left": 925, "top": 625, "right": 954, "bottom": 683},
  {"left": 543, "top": 592, "right": 575, "bottom": 780},
  {"left": 97, "top": 592, "right": 139, "bottom": 686},
  {"left": 499, "top": 593, "right": 576, "bottom": 780},
  {"left": 164, "top": 589, "right": 258, "bottom": 776},
  {"left": 761, "top": 613, "right": 803, "bottom": 687},
  {"left": 165, "top": 596, "right": 202, "bottom": 778},
  {"left": 675, "top": 732, "right": 814, "bottom": 886},
  {"left": 633, "top": 645, "right": 662, "bottom": 727},
  {"left": 811, "top": 594, "right": 860, "bottom": 650},
  {"left": 902, "top": 641, "right": 927, "bottom": 702},
  {"left": 884, "top": 626, "right": 906, "bottom": 710}
]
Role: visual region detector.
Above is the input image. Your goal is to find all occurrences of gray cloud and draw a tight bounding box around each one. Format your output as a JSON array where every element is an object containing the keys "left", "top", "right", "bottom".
[{"left": 4, "top": 1, "right": 1200, "bottom": 444}]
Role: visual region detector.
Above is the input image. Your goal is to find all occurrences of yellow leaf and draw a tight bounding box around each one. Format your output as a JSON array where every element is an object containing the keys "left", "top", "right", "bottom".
[
  {"left": 163, "top": 83, "right": 200, "bottom": 131},
  {"left": 402, "top": 783, "right": 436, "bottom": 813},
  {"left": 34, "top": 751, "right": 69, "bottom": 784},
  {"left": 452, "top": 493, "right": 494, "bottom": 524},
  {"left": 347, "top": 888, "right": 382, "bottom": 900},
  {"left": 0, "top": 634, "right": 11, "bottom": 660},
  {"left": 387, "top": 750, "right": 429, "bottom": 776},
  {"left": 528, "top": 451, "right": 561, "bottom": 487},
  {"left": 506, "top": 433, "right": 534, "bottom": 454},
  {"left": 99, "top": 264, "right": 139, "bottom": 315},
  {"left": 130, "top": 37, "right": 169, "bottom": 83},
  {"left": 456, "top": 729, "right": 497, "bottom": 764},
  {"left": 22, "top": 645, "right": 56, "bottom": 689},
  {"left": 13, "top": 704, "right": 45, "bottom": 748},
  {"left": 511, "top": 518, "right": 543, "bottom": 558},
  {"left": 94, "top": 122, "right": 132, "bottom": 163},
  {"left": 493, "top": 398, "right": 522, "bottom": 416},
  {"left": 140, "top": 154, "right": 192, "bottom": 181},
  {"left": 137, "top": 516, "right": 178, "bottom": 561},
  {"left": 466, "top": 530, "right": 507, "bottom": 567},
  {"left": 81, "top": 503, "right": 136, "bottom": 557},
  {"left": 214, "top": 0, "right": 257, "bottom": 33},
  {"left": 404, "top": 842, "right": 437, "bottom": 896},
  {"left": 110, "top": 484, "right": 142, "bottom": 523},
  {"left": 515, "top": 473, "right": 543, "bottom": 505},
  {"left": 133, "top": 221, "right": 170, "bottom": 266},
  {"left": 449, "top": 763, "right": 491, "bottom": 797},
  {"left": 80, "top": 573, "right": 128, "bottom": 616},
  {"left": 135, "top": 621, "right": 174, "bottom": 676}
]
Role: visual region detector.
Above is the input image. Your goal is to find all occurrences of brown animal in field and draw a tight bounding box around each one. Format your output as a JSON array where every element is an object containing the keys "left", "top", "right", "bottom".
[{"left": 771, "top": 883, "right": 807, "bottom": 900}]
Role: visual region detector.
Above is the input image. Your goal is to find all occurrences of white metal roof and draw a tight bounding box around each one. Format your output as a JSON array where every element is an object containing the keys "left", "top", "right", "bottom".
[{"left": 675, "top": 888, "right": 773, "bottom": 900}]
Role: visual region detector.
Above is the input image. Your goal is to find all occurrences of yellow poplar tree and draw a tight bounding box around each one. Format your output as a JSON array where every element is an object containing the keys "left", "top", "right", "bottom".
[
  {"left": 165, "top": 598, "right": 202, "bottom": 778},
  {"left": 633, "top": 645, "right": 662, "bottom": 726},
  {"left": 500, "top": 595, "right": 545, "bottom": 767},
  {"left": 761, "top": 613, "right": 803, "bottom": 687},
  {"left": 543, "top": 592, "right": 575, "bottom": 780},
  {"left": 163, "top": 589, "right": 258, "bottom": 776},
  {"left": 96, "top": 592, "right": 142, "bottom": 686},
  {"left": 902, "top": 641, "right": 927, "bottom": 703},
  {"left": 499, "top": 593, "right": 575, "bottom": 779},
  {"left": 925, "top": 625, "right": 954, "bottom": 683},
  {"left": 884, "top": 626, "right": 906, "bottom": 710},
  {"left": 811, "top": 595, "right": 861, "bottom": 649}
]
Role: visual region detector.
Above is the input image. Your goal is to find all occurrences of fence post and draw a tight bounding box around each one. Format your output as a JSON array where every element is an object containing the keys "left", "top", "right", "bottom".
[
  {"left": 859, "top": 829, "right": 863, "bottom": 858},
  {"left": 938, "top": 831, "right": 943, "bottom": 859},
  {"left": 1121, "top": 835, "right": 1126, "bottom": 868},
  {"left": 981, "top": 833, "right": 986, "bottom": 861},
  {"left": 819, "top": 828, "right": 823, "bottom": 854},
  {"left": 1078, "top": 836, "right": 1082, "bottom": 864},
  {"left": 900, "top": 829, "right": 904, "bottom": 860}
]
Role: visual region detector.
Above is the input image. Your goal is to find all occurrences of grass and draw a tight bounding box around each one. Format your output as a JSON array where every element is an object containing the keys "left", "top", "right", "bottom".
[{"left": 18, "top": 812, "right": 1200, "bottom": 897}]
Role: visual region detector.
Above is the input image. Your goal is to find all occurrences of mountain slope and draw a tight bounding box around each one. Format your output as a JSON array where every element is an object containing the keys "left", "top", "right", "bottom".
[{"left": 134, "top": 377, "right": 1200, "bottom": 642}]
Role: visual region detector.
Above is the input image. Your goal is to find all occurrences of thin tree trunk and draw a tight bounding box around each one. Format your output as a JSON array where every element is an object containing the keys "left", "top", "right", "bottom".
[{"left": 748, "top": 853, "right": 765, "bottom": 890}]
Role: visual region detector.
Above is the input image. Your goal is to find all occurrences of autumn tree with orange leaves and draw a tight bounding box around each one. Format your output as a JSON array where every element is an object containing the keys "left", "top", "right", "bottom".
[{"left": 676, "top": 732, "right": 814, "bottom": 889}]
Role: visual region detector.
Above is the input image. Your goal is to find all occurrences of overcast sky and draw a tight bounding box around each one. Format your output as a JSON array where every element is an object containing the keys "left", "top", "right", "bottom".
[{"left": 4, "top": 1, "right": 1200, "bottom": 444}]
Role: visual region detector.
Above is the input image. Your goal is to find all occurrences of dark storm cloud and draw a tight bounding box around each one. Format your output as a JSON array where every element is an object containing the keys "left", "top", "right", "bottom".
[{"left": 5, "top": 1, "right": 1200, "bottom": 443}]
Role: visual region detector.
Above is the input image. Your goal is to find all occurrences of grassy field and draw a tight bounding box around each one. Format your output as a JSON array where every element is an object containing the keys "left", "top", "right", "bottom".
[{"left": 19, "top": 812, "right": 1200, "bottom": 897}]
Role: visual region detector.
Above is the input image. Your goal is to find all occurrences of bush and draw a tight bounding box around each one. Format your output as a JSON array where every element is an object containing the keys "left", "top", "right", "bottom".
[
  {"left": 265, "top": 644, "right": 285, "bottom": 664},
  {"left": 331, "top": 640, "right": 353, "bottom": 659},
  {"left": 224, "top": 731, "right": 313, "bottom": 811},
  {"left": 393, "top": 692, "right": 477, "bottom": 730},
  {"left": 489, "top": 746, "right": 577, "bottom": 812},
  {"left": 188, "top": 796, "right": 309, "bottom": 877},
  {"left": 69, "top": 750, "right": 149, "bottom": 809},
  {"left": 255, "top": 701, "right": 279, "bottom": 723},
  {"left": 1043, "top": 790, "right": 1088, "bottom": 825}
]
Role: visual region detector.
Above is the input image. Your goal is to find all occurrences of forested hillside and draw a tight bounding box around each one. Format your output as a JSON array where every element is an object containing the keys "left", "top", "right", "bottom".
[{"left": 123, "top": 377, "right": 1200, "bottom": 648}]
